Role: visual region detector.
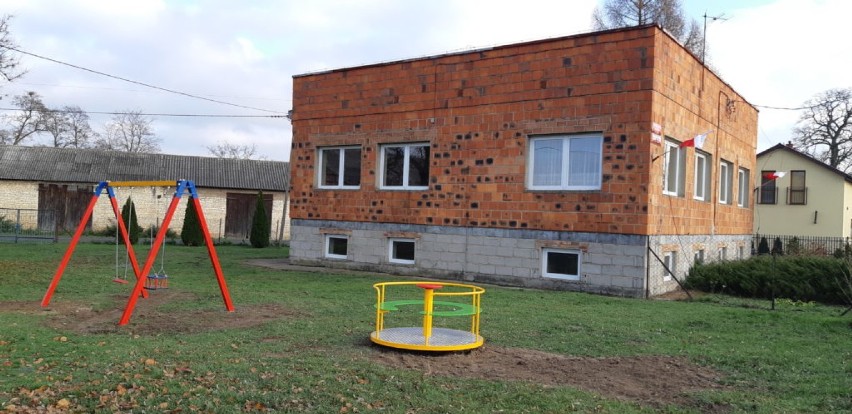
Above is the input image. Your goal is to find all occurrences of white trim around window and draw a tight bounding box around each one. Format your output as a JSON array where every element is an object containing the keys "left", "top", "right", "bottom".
[
  {"left": 388, "top": 238, "right": 416, "bottom": 264},
  {"left": 379, "top": 143, "right": 430, "bottom": 190},
  {"left": 663, "top": 251, "right": 676, "bottom": 281},
  {"left": 694, "top": 151, "right": 711, "bottom": 201},
  {"left": 324, "top": 234, "right": 349, "bottom": 259},
  {"left": 527, "top": 134, "right": 603, "bottom": 191},
  {"left": 318, "top": 146, "right": 361, "bottom": 189},
  {"left": 541, "top": 248, "right": 582, "bottom": 280},
  {"left": 663, "top": 139, "right": 685, "bottom": 197},
  {"left": 719, "top": 160, "right": 733, "bottom": 204},
  {"left": 737, "top": 167, "right": 750, "bottom": 207}
]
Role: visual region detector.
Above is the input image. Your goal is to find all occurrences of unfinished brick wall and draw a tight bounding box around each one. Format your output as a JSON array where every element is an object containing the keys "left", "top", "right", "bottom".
[{"left": 290, "top": 25, "right": 757, "bottom": 237}]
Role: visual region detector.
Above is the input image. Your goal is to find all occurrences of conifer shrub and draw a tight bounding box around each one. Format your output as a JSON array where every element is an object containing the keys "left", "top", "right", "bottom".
[
  {"left": 120, "top": 197, "right": 144, "bottom": 244},
  {"left": 757, "top": 236, "right": 770, "bottom": 255},
  {"left": 685, "top": 255, "right": 847, "bottom": 305},
  {"left": 250, "top": 191, "right": 270, "bottom": 248},
  {"left": 181, "top": 200, "right": 204, "bottom": 246}
]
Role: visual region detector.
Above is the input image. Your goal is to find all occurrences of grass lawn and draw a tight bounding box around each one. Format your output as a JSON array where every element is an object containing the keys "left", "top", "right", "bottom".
[{"left": 0, "top": 242, "right": 850, "bottom": 413}]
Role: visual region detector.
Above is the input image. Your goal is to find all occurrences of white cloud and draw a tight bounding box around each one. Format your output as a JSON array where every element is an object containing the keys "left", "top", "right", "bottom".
[{"left": 0, "top": 0, "right": 846, "bottom": 160}]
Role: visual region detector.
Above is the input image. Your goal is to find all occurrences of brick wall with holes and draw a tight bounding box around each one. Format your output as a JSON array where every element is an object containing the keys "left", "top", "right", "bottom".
[{"left": 289, "top": 25, "right": 757, "bottom": 237}]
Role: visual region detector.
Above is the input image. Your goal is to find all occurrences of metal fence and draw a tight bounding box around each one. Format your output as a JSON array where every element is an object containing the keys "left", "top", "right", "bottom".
[
  {"left": 0, "top": 208, "right": 57, "bottom": 243},
  {"left": 753, "top": 233, "right": 850, "bottom": 257}
]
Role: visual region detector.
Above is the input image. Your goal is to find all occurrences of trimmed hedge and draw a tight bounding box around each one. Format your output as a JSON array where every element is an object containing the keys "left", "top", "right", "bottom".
[{"left": 684, "top": 255, "right": 849, "bottom": 305}]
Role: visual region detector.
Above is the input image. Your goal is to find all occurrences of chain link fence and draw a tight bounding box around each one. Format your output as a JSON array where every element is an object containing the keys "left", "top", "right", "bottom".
[{"left": 0, "top": 208, "right": 57, "bottom": 243}]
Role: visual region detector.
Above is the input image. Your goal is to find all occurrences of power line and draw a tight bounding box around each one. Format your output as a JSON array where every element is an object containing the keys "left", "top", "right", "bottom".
[
  {"left": 3, "top": 46, "right": 287, "bottom": 114},
  {"left": 0, "top": 107, "right": 286, "bottom": 118}
]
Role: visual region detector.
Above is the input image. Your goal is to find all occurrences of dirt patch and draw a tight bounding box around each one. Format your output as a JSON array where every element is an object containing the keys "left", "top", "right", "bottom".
[
  {"left": 371, "top": 345, "right": 727, "bottom": 410},
  {"left": 2, "top": 291, "right": 302, "bottom": 335}
]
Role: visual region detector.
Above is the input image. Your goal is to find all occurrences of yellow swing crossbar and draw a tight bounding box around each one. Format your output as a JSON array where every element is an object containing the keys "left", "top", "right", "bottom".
[{"left": 107, "top": 180, "right": 179, "bottom": 187}]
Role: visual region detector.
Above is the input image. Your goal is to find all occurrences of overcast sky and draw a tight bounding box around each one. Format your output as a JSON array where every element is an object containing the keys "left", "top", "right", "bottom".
[{"left": 0, "top": 0, "right": 848, "bottom": 162}]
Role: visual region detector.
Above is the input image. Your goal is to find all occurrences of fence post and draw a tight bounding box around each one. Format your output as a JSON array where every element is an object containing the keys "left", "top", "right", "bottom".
[{"left": 14, "top": 209, "right": 20, "bottom": 244}]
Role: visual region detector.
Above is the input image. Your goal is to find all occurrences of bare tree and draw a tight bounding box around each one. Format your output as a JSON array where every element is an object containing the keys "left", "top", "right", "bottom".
[
  {"left": 42, "top": 105, "right": 94, "bottom": 148},
  {"left": 1, "top": 91, "right": 47, "bottom": 145},
  {"left": 793, "top": 88, "right": 852, "bottom": 172},
  {"left": 94, "top": 110, "right": 160, "bottom": 153},
  {"left": 0, "top": 15, "right": 25, "bottom": 85},
  {"left": 592, "top": 0, "right": 706, "bottom": 60},
  {"left": 206, "top": 140, "right": 265, "bottom": 159}
]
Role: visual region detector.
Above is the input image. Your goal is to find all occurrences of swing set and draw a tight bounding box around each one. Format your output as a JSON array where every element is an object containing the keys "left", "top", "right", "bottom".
[
  {"left": 42, "top": 179, "right": 234, "bottom": 326},
  {"left": 111, "top": 186, "right": 169, "bottom": 290}
]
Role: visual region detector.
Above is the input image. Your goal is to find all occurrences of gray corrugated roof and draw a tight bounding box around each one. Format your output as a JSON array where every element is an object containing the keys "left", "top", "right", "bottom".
[{"left": 0, "top": 145, "right": 289, "bottom": 191}]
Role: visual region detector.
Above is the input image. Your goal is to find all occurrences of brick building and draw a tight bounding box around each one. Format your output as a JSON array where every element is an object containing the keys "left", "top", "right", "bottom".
[{"left": 288, "top": 24, "right": 758, "bottom": 297}]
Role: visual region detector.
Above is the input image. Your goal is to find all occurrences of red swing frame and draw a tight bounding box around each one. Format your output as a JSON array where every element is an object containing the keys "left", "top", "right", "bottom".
[{"left": 41, "top": 179, "right": 234, "bottom": 326}]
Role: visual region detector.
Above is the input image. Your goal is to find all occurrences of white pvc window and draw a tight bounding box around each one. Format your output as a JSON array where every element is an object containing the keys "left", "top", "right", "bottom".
[
  {"left": 388, "top": 238, "right": 415, "bottom": 264},
  {"left": 694, "top": 151, "right": 711, "bottom": 201},
  {"left": 542, "top": 248, "right": 581, "bottom": 280},
  {"left": 738, "top": 167, "right": 750, "bottom": 207},
  {"left": 379, "top": 143, "right": 430, "bottom": 190},
  {"left": 528, "top": 134, "right": 602, "bottom": 190},
  {"left": 324, "top": 235, "right": 349, "bottom": 259},
  {"left": 719, "top": 160, "right": 733, "bottom": 204},
  {"left": 663, "top": 251, "right": 676, "bottom": 281},
  {"left": 694, "top": 249, "right": 704, "bottom": 264},
  {"left": 318, "top": 146, "right": 361, "bottom": 189},
  {"left": 663, "top": 139, "right": 685, "bottom": 197}
]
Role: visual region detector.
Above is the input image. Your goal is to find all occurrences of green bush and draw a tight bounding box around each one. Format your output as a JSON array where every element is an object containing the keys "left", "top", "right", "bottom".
[
  {"left": 249, "top": 191, "right": 270, "bottom": 248},
  {"left": 0, "top": 215, "right": 15, "bottom": 233},
  {"left": 120, "top": 198, "right": 144, "bottom": 244},
  {"left": 181, "top": 200, "right": 205, "bottom": 246},
  {"left": 685, "top": 255, "right": 847, "bottom": 305}
]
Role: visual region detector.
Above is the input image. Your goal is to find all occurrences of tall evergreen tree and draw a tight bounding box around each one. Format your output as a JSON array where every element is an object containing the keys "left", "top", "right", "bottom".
[
  {"left": 250, "top": 191, "right": 270, "bottom": 248},
  {"left": 120, "top": 197, "right": 143, "bottom": 245},
  {"left": 181, "top": 200, "right": 204, "bottom": 246}
]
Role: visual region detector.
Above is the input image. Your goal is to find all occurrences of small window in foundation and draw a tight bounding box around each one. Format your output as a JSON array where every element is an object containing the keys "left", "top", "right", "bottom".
[
  {"left": 325, "top": 235, "right": 349, "bottom": 259},
  {"left": 542, "top": 248, "right": 581, "bottom": 280},
  {"left": 389, "top": 238, "right": 415, "bottom": 264}
]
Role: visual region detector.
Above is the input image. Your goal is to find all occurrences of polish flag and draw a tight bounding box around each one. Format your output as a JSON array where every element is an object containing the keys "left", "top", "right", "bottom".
[
  {"left": 680, "top": 131, "right": 712, "bottom": 149},
  {"left": 763, "top": 171, "right": 786, "bottom": 180}
]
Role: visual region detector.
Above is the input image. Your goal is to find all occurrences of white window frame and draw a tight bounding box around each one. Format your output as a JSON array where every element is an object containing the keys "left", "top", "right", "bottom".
[
  {"left": 527, "top": 134, "right": 603, "bottom": 191},
  {"left": 719, "top": 160, "right": 732, "bottom": 204},
  {"left": 663, "top": 139, "right": 685, "bottom": 197},
  {"left": 694, "top": 249, "right": 704, "bottom": 264},
  {"left": 738, "top": 245, "right": 745, "bottom": 260},
  {"left": 737, "top": 167, "right": 750, "bottom": 207},
  {"left": 662, "top": 251, "right": 676, "bottom": 281},
  {"left": 719, "top": 246, "right": 728, "bottom": 261},
  {"left": 379, "top": 143, "right": 430, "bottom": 190},
  {"left": 541, "top": 248, "right": 582, "bottom": 280},
  {"left": 388, "top": 238, "right": 416, "bottom": 264},
  {"left": 693, "top": 151, "right": 711, "bottom": 201},
  {"left": 318, "top": 146, "right": 361, "bottom": 189},
  {"left": 324, "top": 234, "right": 349, "bottom": 259}
]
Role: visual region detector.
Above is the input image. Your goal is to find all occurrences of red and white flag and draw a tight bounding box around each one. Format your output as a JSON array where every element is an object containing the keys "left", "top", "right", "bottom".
[
  {"left": 763, "top": 171, "right": 786, "bottom": 180},
  {"left": 680, "top": 131, "right": 712, "bottom": 149}
]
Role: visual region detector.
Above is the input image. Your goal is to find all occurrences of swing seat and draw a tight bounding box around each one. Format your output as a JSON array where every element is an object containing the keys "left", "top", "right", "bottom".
[
  {"left": 145, "top": 273, "right": 169, "bottom": 290},
  {"left": 112, "top": 278, "right": 129, "bottom": 284}
]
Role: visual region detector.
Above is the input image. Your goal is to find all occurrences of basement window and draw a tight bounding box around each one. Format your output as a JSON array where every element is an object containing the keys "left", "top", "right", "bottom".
[
  {"left": 388, "top": 238, "right": 416, "bottom": 264},
  {"left": 541, "top": 248, "right": 581, "bottom": 280},
  {"left": 662, "top": 251, "right": 676, "bottom": 281},
  {"left": 324, "top": 235, "right": 349, "bottom": 259}
]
